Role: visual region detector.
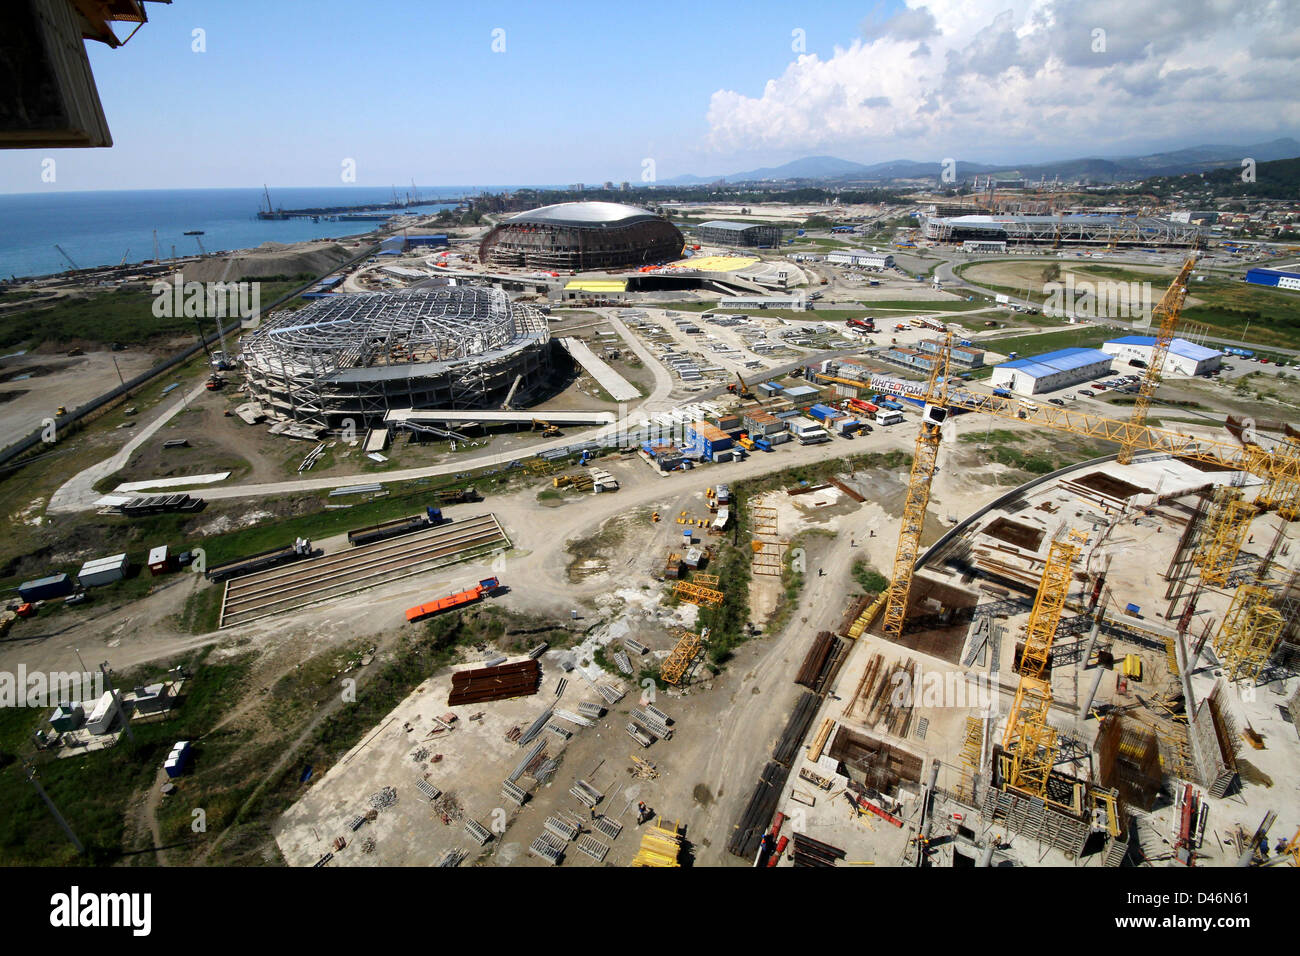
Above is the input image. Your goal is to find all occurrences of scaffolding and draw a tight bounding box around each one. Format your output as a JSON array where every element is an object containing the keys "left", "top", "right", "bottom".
[
  {"left": 672, "top": 580, "right": 724, "bottom": 608},
  {"left": 1255, "top": 437, "right": 1300, "bottom": 520},
  {"left": 1215, "top": 584, "right": 1285, "bottom": 681},
  {"left": 660, "top": 628, "right": 707, "bottom": 685},
  {"left": 242, "top": 288, "right": 550, "bottom": 429},
  {"left": 1192, "top": 486, "right": 1256, "bottom": 587},
  {"left": 1019, "top": 530, "right": 1086, "bottom": 678}
]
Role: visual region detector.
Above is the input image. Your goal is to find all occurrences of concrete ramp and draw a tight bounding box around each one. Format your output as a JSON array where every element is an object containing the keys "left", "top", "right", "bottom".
[
  {"left": 559, "top": 336, "right": 641, "bottom": 401},
  {"left": 385, "top": 408, "right": 616, "bottom": 426}
]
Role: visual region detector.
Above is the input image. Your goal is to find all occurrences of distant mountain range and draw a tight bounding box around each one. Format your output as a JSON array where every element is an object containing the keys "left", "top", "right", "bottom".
[{"left": 663, "top": 138, "right": 1300, "bottom": 186}]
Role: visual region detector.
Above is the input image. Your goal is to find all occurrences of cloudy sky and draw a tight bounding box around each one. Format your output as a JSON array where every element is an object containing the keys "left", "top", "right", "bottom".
[
  {"left": 1, "top": 0, "right": 1297, "bottom": 192},
  {"left": 705, "top": 0, "right": 1300, "bottom": 169}
]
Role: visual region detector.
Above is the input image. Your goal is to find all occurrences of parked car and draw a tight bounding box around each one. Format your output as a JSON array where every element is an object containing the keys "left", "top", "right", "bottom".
[{"left": 1049, "top": 398, "right": 1067, "bottom": 406}]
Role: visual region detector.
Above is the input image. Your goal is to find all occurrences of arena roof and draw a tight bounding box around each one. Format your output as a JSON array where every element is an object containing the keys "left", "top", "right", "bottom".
[
  {"left": 1107, "top": 336, "right": 1222, "bottom": 361},
  {"left": 506, "top": 201, "right": 662, "bottom": 228},
  {"left": 930, "top": 213, "right": 1184, "bottom": 230},
  {"left": 697, "top": 220, "right": 765, "bottom": 232},
  {"left": 997, "top": 347, "right": 1113, "bottom": 379}
]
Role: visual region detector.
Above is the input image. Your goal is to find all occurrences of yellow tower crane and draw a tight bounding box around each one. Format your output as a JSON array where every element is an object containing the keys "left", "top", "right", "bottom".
[
  {"left": 999, "top": 529, "right": 1085, "bottom": 801},
  {"left": 873, "top": 339, "right": 1300, "bottom": 644},
  {"left": 881, "top": 333, "right": 954, "bottom": 642},
  {"left": 1118, "top": 255, "right": 1197, "bottom": 464},
  {"left": 1192, "top": 486, "right": 1257, "bottom": 587}
]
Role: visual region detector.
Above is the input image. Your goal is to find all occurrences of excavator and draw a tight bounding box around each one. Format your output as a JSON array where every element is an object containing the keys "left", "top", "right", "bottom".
[{"left": 531, "top": 418, "right": 561, "bottom": 438}]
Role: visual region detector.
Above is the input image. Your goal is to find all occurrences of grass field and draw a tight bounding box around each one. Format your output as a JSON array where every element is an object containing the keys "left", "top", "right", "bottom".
[
  {"left": 0, "top": 278, "right": 309, "bottom": 351},
  {"left": 956, "top": 258, "right": 1300, "bottom": 353}
]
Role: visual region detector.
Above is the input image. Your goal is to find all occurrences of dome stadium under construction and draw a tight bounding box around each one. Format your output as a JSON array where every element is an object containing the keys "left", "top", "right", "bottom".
[{"left": 240, "top": 287, "right": 551, "bottom": 430}]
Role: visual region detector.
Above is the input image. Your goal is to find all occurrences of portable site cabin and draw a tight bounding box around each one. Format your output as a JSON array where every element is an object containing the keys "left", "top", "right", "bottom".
[
  {"left": 147, "top": 545, "right": 173, "bottom": 576},
  {"left": 78, "top": 553, "right": 128, "bottom": 588}
]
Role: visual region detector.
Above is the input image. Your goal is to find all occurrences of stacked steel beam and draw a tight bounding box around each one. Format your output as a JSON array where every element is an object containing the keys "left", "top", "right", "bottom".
[
  {"left": 791, "top": 833, "right": 846, "bottom": 868},
  {"left": 727, "top": 761, "right": 786, "bottom": 858},
  {"left": 448, "top": 659, "right": 541, "bottom": 705},
  {"left": 773, "top": 692, "right": 822, "bottom": 767}
]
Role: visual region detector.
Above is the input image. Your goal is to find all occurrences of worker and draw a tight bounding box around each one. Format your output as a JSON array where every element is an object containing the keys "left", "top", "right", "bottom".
[{"left": 818, "top": 568, "right": 825, "bottom": 577}]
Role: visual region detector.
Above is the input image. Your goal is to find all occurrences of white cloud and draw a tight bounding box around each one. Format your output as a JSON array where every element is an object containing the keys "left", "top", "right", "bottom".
[{"left": 705, "top": 0, "right": 1300, "bottom": 160}]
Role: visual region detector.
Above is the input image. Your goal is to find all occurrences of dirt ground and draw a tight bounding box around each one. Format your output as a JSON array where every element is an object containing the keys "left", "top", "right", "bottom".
[{"left": 0, "top": 349, "right": 157, "bottom": 450}]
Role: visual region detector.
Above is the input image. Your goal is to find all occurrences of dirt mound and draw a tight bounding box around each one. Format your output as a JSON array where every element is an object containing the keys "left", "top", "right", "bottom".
[{"left": 174, "top": 241, "right": 355, "bottom": 282}]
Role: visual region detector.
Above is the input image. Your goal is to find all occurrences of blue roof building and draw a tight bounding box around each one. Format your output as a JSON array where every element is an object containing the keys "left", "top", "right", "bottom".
[
  {"left": 1245, "top": 268, "right": 1300, "bottom": 291},
  {"left": 1103, "top": 336, "right": 1222, "bottom": 376},
  {"left": 990, "top": 346, "right": 1114, "bottom": 395}
]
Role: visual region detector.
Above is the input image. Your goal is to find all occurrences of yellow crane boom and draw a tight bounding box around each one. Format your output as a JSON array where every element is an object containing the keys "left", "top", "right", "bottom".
[
  {"left": 1120, "top": 255, "right": 1197, "bottom": 464},
  {"left": 881, "top": 333, "right": 953, "bottom": 642}
]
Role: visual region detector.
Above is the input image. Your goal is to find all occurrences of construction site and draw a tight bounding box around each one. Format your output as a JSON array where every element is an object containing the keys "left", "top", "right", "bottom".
[{"left": 239, "top": 287, "right": 553, "bottom": 430}]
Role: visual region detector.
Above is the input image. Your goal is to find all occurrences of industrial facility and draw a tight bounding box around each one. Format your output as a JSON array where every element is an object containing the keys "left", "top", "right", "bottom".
[
  {"left": 825, "top": 249, "right": 894, "bottom": 269},
  {"left": 1102, "top": 336, "right": 1223, "bottom": 377},
  {"left": 990, "top": 347, "right": 1114, "bottom": 395},
  {"left": 693, "top": 220, "right": 783, "bottom": 248},
  {"left": 240, "top": 287, "right": 552, "bottom": 429},
  {"left": 478, "top": 201, "right": 684, "bottom": 271},
  {"left": 921, "top": 213, "right": 1205, "bottom": 247}
]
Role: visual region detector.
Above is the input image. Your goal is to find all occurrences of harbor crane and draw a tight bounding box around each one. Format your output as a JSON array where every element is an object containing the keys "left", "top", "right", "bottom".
[{"left": 53, "top": 245, "right": 79, "bottom": 271}]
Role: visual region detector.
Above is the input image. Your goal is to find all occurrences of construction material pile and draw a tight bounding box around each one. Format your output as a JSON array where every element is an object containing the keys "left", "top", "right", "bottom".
[{"left": 448, "top": 659, "right": 541, "bottom": 706}]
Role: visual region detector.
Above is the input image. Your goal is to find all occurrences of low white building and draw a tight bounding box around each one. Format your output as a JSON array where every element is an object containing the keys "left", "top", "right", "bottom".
[
  {"left": 1102, "top": 336, "right": 1222, "bottom": 376},
  {"left": 990, "top": 347, "right": 1114, "bottom": 395},
  {"left": 826, "top": 248, "right": 894, "bottom": 269},
  {"left": 85, "top": 690, "right": 122, "bottom": 735}
]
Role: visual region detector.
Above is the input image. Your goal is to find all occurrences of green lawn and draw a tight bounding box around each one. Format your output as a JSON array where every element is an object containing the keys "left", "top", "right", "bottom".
[{"left": 0, "top": 279, "right": 309, "bottom": 350}]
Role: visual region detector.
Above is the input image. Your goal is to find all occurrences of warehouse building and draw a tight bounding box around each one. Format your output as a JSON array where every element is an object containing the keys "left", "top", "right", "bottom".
[
  {"left": 1102, "top": 336, "right": 1222, "bottom": 376},
  {"left": 1245, "top": 268, "right": 1300, "bottom": 291},
  {"left": 694, "top": 220, "right": 783, "bottom": 248},
  {"left": 722, "top": 294, "right": 805, "bottom": 310},
  {"left": 826, "top": 249, "right": 894, "bottom": 268},
  {"left": 990, "top": 347, "right": 1113, "bottom": 395}
]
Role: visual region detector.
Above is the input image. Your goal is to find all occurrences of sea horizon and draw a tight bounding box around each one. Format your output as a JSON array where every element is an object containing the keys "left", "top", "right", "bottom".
[{"left": 0, "top": 184, "right": 550, "bottom": 280}]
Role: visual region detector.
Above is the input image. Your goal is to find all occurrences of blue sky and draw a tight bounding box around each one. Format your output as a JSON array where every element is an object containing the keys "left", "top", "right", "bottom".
[{"left": 2, "top": 0, "right": 1297, "bottom": 193}]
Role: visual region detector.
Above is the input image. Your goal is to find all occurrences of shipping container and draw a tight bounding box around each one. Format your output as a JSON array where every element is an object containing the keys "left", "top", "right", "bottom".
[{"left": 18, "top": 573, "right": 74, "bottom": 602}]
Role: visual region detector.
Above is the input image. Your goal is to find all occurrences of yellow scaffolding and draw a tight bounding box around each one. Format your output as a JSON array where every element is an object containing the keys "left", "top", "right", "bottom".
[
  {"left": 1215, "top": 584, "right": 1285, "bottom": 682},
  {"left": 1192, "top": 486, "right": 1256, "bottom": 587},
  {"left": 1000, "top": 675, "right": 1058, "bottom": 801},
  {"left": 672, "top": 580, "right": 724, "bottom": 608},
  {"left": 1254, "top": 438, "right": 1300, "bottom": 520},
  {"left": 660, "top": 628, "right": 706, "bottom": 685},
  {"left": 631, "top": 818, "right": 684, "bottom": 867},
  {"left": 1019, "top": 530, "right": 1086, "bottom": 678}
]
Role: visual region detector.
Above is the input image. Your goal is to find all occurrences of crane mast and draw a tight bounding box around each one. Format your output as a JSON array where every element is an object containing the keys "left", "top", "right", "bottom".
[
  {"left": 881, "top": 332, "right": 953, "bottom": 642},
  {"left": 1119, "top": 254, "right": 1197, "bottom": 464}
]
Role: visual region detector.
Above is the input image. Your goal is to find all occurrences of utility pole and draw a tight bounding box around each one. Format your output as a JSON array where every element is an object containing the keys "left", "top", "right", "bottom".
[{"left": 23, "top": 761, "right": 84, "bottom": 855}]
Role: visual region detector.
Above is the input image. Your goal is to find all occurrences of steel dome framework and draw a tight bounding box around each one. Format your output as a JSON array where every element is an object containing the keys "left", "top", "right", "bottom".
[{"left": 241, "top": 287, "right": 551, "bottom": 429}]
